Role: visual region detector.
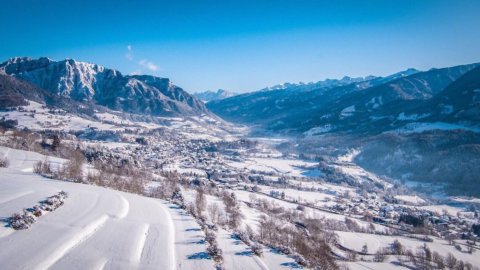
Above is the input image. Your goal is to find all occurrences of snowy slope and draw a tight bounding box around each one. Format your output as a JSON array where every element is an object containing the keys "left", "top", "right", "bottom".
[{"left": 0, "top": 147, "right": 214, "bottom": 270}]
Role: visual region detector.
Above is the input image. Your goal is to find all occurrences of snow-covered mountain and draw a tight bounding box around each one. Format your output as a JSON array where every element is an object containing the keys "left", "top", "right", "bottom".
[
  {"left": 256, "top": 69, "right": 419, "bottom": 94},
  {"left": 0, "top": 57, "right": 208, "bottom": 117},
  {"left": 194, "top": 89, "right": 238, "bottom": 102},
  {"left": 259, "top": 75, "right": 379, "bottom": 92},
  {"left": 2, "top": 56, "right": 480, "bottom": 270},
  {"left": 208, "top": 64, "right": 478, "bottom": 135}
]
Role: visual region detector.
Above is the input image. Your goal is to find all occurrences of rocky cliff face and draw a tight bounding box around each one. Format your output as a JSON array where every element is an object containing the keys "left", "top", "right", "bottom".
[{"left": 0, "top": 57, "right": 209, "bottom": 117}]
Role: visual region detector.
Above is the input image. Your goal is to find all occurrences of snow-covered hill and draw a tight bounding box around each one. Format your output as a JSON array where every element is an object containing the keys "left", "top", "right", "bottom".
[
  {"left": 0, "top": 147, "right": 215, "bottom": 270},
  {"left": 0, "top": 146, "right": 310, "bottom": 270}
]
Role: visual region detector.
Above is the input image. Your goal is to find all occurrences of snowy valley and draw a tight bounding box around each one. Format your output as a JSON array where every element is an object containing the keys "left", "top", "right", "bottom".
[
  {"left": 1, "top": 97, "right": 479, "bottom": 270},
  {"left": 0, "top": 57, "right": 479, "bottom": 270}
]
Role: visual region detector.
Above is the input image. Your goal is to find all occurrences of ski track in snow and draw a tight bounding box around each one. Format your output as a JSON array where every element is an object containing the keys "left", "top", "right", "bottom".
[
  {"left": 0, "top": 189, "right": 33, "bottom": 204},
  {"left": 133, "top": 223, "right": 150, "bottom": 264},
  {"left": 0, "top": 147, "right": 210, "bottom": 270},
  {"left": 35, "top": 214, "right": 110, "bottom": 270},
  {"left": 0, "top": 146, "right": 303, "bottom": 270}
]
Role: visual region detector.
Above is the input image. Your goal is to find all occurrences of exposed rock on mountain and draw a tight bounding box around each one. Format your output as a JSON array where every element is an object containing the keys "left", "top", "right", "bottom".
[
  {"left": 0, "top": 57, "right": 208, "bottom": 117},
  {"left": 0, "top": 73, "right": 92, "bottom": 115}
]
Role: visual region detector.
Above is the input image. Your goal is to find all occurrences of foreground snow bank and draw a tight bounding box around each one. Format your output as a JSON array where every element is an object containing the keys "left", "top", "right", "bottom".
[{"left": 0, "top": 147, "right": 215, "bottom": 270}]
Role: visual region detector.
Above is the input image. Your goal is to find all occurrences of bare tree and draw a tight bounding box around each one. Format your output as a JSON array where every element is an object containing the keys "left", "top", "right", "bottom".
[
  {"left": 347, "top": 250, "right": 357, "bottom": 261},
  {"left": 0, "top": 156, "right": 9, "bottom": 167},
  {"left": 51, "top": 134, "right": 61, "bottom": 151},
  {"left": 222, "top": 192, "right": 242, "bottom": 229},
  {"left": 445, "top": 253, "right": 457, "bottom": 270},
  {"left": 361, "top": 243, "right": 368, "bottom": 254},
  {"left": 432, "top": 251, "right": 445, "bottom": 269},
  {"left": 62, "top": 149, "right": 85, "bottom": 182},
  {"left": 392, "top": 239, "right": 404, "bottom": 255},
  {"left": 374, "top": 249, "right": 386, "bottom": 262},
  {"left": 251, "top": 242, "right": 263, "bottom": 257},
  {"left": 195, "top": 188, "right": 206, "bottom": 218},
  {"left": 207, "top": 203, "right": 220, "bottom": 224}
]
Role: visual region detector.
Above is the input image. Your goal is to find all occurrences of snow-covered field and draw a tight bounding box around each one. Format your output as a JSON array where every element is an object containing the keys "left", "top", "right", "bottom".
[
  {"left": 2, "top": 100, "right": 479, "bottom": 270},
  {"left": 336, "top": 231, "right": 480, "bottom": 266},
  {"left": 0, "top": 100, "right": 242, "bottom": 142},
  {"left": 259, "top": 186, "right": 337, "bottom": 205},
  {"left": 217, "top": 229, "right": 301, "bottom": 270},
  {"left": 389, "top": 122, "right": 480, "bottom": 134},
  {"left": 394, "top": 195, "right": 426, "bottom": 205},
  {"left": 227, "top": 157, "right": 319, "bottom": 177}
]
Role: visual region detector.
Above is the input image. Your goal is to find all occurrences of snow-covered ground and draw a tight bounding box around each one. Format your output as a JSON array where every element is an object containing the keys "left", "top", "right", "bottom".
[
  {"left": 0, "top": 101, "right": 120, "bottom": 131},
  {"left": 227, "top": 157, "right": 319, "bottom": 177},
  {"left": 394, "top": 195, "right": 426, "bottom": 205},
  {"left": 217, "top": 229, "right": 301, "bottom": 270},
  {"left": 0, "top": 146, "right": 308, "bottom": 270},
  {"left": 334, "top": 149, "right": 394, "bottom": 188},
  {"left": 336, "top": 231, "right": 480, "bottom": 266},
  {"left": 0, "top": 100, "right": 242, "bottom": 142},
  {"left": 0, "top": 147, "right": 214, "bottom": 270},
  {"left": 389, "top": 122, "right": 480, "bottom": 134}
]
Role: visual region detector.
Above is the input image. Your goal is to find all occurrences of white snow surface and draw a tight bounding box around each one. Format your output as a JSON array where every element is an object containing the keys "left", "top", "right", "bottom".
[
  {"left": 340, "top": 105, "right": 355, "bottom": 117},
  {"left": 390, "top": 122, "right": 480, "bottom": 134},
  {"left": 303, "top": 125, "right": 333, "bottom": 136},
  {"left": 0, "top": 146, "right": 302, "bottom": 270},
  {"left": 394, "top": 195, "right": 426, "bottom": 205},
  {"left": 336, "top": 231, "right": 480, "bottom": 266},
  {"left": 227, "top": 157, "right": 318, "bottom": 177},
  {"left": 0, "top": 147, "right": 215, "bottom": 270}
]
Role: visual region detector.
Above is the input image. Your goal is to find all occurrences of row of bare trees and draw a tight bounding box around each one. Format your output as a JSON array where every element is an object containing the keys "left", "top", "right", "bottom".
[{"left": 347, "top": 239, "right": 478, "bottom": 270}]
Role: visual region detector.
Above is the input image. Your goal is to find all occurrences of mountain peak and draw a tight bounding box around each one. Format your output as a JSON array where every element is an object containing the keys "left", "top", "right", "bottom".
[
  {"left": 0, "top": 57, "right": 208, "bottom": 117},
  {"left": 194, "top": 89, "right": 238, "bottom": 102},
  {"left": 1, "top": 56, "right": 54, "bottom": 74}
]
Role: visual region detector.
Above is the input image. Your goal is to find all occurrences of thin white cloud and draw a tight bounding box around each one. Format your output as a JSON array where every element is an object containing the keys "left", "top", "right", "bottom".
[
  {"left": 125, "top": 45, "right": 133, "bottom": 61},
  {"left": 138, "top": 59, "right": 158, "bottom": 71}
]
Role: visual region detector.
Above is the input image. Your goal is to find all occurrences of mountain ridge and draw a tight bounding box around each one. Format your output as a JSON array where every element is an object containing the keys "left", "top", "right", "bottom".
[
  {"left": 0, "top": 57, "right": 209, "bottom": 117},
  {"left": 208, "top": 62, "right": 480, "bottom": 135},
  {"left": 194, "top": 89, "right": 238, "bottom": 102}
]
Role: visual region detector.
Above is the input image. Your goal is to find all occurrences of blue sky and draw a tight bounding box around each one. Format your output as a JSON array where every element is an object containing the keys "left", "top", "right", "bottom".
[{"left": 1, "top": 0, "right": 479, "bottom": 93}]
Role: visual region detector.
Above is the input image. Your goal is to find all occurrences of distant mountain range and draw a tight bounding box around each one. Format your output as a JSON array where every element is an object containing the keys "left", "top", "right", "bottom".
[
  {"left": 194, "top": 89, "right": 238, "bottom": 102},
  {"left": 208, "top": 63, "right": 479, "bottom": 136},
  {"left": 205, "top": 62, "right": 480, "bottom": 196},
  {"left": 2, "top": 57, "right": 478, "bottom": 137},
  {"left": 0, "top": 57, "right": 208, "bottom": 117}
]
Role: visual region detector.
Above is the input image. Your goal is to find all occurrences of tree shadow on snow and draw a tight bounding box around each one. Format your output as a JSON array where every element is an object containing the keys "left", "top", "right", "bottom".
[
  {"left": 0, "top": 217, "right": 12, "bottom": 228},
  {"left": 187, "top": 252, "right": 211, "bottom": 260},
  {"left": 391, "top": 261, "right": 416, "bottom": 270},
  {"left": 185, "top": 228, "right": 201, "bottom": 232},
  {"left": 235, "top": 250, "right": 254, "bottom": 256},
  {"left": 229, "top": 234, "right": 242, "bottom": 245},
  {"left": 281, "top": 262, "right": 303, "bottom": 269},
  {"left": 269, "top": 247, "right": 282, "bottom": 254},
  {"left": 194, "top": 239, "right": 206, "bottom": 244}
]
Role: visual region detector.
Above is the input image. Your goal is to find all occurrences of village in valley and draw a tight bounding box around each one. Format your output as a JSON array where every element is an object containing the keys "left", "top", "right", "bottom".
[{"left": 1, "top": 101, "right": 479, "bottom": 269}]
